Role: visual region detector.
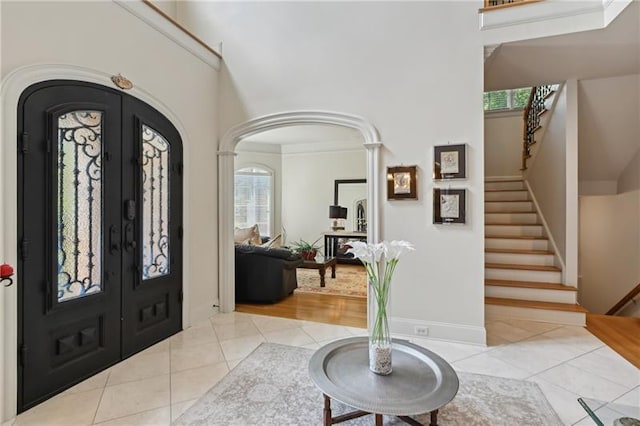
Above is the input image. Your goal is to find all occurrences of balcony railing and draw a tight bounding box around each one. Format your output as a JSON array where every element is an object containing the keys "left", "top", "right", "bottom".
[{"left": 482, "top": 0, "right": 543, "bottom": 11}]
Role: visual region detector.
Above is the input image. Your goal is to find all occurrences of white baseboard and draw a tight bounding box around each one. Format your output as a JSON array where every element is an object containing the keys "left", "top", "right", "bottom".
[{"left": 390, "top": 316, "right": 486, "bottom": 346}]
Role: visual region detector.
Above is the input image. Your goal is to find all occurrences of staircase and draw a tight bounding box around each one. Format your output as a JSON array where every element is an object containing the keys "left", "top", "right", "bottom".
[{"left": 484, "top": 179, "right": 586, "bottom": 325}]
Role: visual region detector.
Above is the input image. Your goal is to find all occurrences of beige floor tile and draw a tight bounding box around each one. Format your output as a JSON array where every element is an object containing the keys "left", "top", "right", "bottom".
[
  {"left": 485, "top": 320, "right": 540, "bottom": 343},
  {"left": 16, "top": 388, "right": 103, "bottom": 426},
  {"left": 452, "top": 352, "right": 531, "bottom": 379},
  {"left": 526, "top": 376, "right": 592, "bottom": 426},
  {"left": 213, "top": 320, "right": 261, "bottom": 341},
  {"left": 170, "top": 341, "right": 225, "bottom": 372},
  {"left": 250, "top": 314, "right": 302, "bottom": 334},
  {"left": 486, "top": 341, "right": 569, "bottom": 374},
  {"left": 93, "top": 406, "right": 170, "bottom": 426},
  {"left": 170, "top": 362, "right": 229, "bottom": 404},
  {"left": 170, "top": 323, "right": 218, "bottom": 349},
  {"left": 94, "top": 375, "right": 170, "bottom": 423},
  {"left": 613, "top": 386, "right": 640, "bottom": 407},
  {"left": 534, "top": 363, "right": 630, "bottom": 402},
  {"left": 170, "top": 399, "right": 197, "bottom": 422},
  {"left": 542, "top": 326, "right": 605, "bottom": 351},
  {"left": 494, "top": 318, "right": 562, "bottom": 335},
  {"left": 226, "top": 359, "right": 242, "bottom": 370},
  {"left": 301, "top": 342, "right": 322, "bottom": 350},
  {"left": 410, "top": 338, "right": 488, "bottom": 363},
  {"left": 568, "top": 350, "right": 640, "bottom": 389},
  {"left": 138, "top": 340, "right": 170, "bottom": 356},
  {"left": 107, "top": 351, "right": 169, "bottom": 386},
  {"left": 209, "top": 311, "right": 252, "bottom": 326},
  {"left": 262, "top": 328, "right": 314, "bottom": 347},
  {"left": 64, "top": 370, "right": 110, "bottom": 395},
  {"left": 302, "top": 323, "right": 353, "bottom": 342},
  {"left": 219, "top": 334, "right": 265, "bottom": 361}
]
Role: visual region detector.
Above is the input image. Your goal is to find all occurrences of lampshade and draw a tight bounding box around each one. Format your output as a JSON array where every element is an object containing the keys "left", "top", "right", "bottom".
[
  {"left": 338, "top": 207, "right": 348, "bottom": 219},
  {"left": 329, "top": 205, "right": 342, "bottom": 219}
]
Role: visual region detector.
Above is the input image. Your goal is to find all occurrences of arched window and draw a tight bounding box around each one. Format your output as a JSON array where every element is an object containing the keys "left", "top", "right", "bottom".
[{"left": 234, "top": 166, "right": 273, "bottom": 237}]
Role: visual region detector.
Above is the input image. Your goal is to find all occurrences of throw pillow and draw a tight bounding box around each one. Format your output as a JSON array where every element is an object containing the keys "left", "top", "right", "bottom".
[
  {"left": 234, "top": 224, "right": 261, "bottom": 245},
  {"left": 260, "top": 234, "right": 282, "bottom": 249}
]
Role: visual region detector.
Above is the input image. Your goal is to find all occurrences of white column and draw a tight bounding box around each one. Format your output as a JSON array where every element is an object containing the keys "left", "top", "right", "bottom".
[
  {"left": 217, "top": 150, "right": 237, "bottom": 313},
  {"left": 565, "top": 79, "right": 579, "bottom": 287},
  {"left": 364, "top": 142, "right": 382, "bottom": 244}
]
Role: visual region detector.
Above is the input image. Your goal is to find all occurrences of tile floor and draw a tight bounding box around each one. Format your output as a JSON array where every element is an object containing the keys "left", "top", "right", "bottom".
[{"left": 7, "top": 313, "right": 639, "bottom": 425}]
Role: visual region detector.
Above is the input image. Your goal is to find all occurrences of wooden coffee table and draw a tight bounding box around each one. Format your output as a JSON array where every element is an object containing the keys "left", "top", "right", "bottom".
[{"left": 298, "top": 257, "right": 337, "bottom": 287}]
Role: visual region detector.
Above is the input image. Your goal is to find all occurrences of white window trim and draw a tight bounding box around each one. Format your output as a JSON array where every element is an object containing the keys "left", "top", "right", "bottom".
[{"left": 234, "top": 164, "right": 275, "bottom": 238}]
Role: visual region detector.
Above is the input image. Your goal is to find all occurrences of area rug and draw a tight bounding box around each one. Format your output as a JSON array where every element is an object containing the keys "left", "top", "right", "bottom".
[
  {"left": 295, "top": 264, "right": 367, "bottom": 298},
  {"left": 174, "top": 343, "right": 563, "bottom": 426}
]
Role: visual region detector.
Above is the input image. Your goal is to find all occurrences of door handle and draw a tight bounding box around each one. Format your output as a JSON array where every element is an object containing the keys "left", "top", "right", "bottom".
[
  {"left": 109, "top": 226, "right": 120, "bottom": 253},
  {"left": 124, "top": 223, "right": 136, "bottom": 251}
]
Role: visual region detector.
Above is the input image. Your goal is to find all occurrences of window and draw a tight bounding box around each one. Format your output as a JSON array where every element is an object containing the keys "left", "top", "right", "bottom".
[
  {"left": 234, "top": 166, "right": 273, "bottom": 237},
  {"left": 484, "top": 87, "right": 531, "bottom": 112}
]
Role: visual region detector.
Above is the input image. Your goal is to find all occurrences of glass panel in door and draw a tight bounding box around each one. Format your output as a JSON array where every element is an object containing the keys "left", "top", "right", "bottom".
[
  {"left": 141, "top": 124, "right": 170, "bottom": 280},
  {"left": 56, "top": 111, "right": 103, "bottom": 302}
]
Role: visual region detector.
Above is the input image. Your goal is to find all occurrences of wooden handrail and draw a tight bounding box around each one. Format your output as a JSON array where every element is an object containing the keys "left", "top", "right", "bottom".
[
  {"left": 481, "top": 0, "right": 543, "bottom": 12},
  {"left": 606, "top": 282, "right": 640, "bottom": 315}
]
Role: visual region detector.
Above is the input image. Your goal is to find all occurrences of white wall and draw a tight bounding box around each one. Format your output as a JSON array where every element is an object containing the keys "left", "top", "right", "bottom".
[
  {"left": 527, "top": 84, "right": 568, "bottom": 261},
  {"left": 149, "top": 0, "right": 177, "bottom": 19},
  {"left": 579, "top": 190, "right": 640, "bottom": 314},
  {"left": 178, "top": 1, "right": 486, "bottom": 343},
  {"left": 235, "top": 142, "right": 283, "bottom": 239},
  {"left": 618, "top": 148, "right": 640, "bottom": 194},
  {"left": 578, "top": 74, "right": 640, "bottom": 185},
  {"left": 1, "top": 1, "right": 219, "bottom": 420},
  {"left": 484, "top": 112, "right": 523, "bottom": 178},
  {"left": 281, "top": 148, "right": 366, "bottom": 247}
]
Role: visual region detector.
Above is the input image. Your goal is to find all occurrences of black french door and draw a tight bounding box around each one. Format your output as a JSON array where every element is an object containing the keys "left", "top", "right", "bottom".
[{"left": 17, "top": 81, "right": 183, "bottom": 411}]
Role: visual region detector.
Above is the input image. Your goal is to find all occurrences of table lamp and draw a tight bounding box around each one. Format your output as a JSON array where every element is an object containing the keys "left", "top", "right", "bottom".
[{"left": 329, "top": 205, "right": 348, "bottom": 231}]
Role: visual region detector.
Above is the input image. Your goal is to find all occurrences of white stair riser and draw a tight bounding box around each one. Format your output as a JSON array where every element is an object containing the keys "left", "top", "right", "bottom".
[
  {"left": 485, "top": 191, "right": 529, "bottom": 201},
  {"left": 485, "top": 252, "right": 555, "bottom": 266},
  {"left": 485, "top": 201, "right": 534, "bottom": 212},
  {"left": 485, "top": 213, "right": 538, "bottom": 224},
  {"left": 486, "top": 305, "right": 586, "bottom": 326},
  {"left": 486, "top": 268, "right": 562, "bottom": 283},
  {"left": 485, "top": 238, "right": 549, "bottom": 251},
  {"left": 486, "top": 286, "right": 577, "bottom": 304},
  {"left": 484, "top": 181, "right": 524, "bottom": 191},
  {"left": 485, "top": 225, "right": 543, "bottom": 237}
]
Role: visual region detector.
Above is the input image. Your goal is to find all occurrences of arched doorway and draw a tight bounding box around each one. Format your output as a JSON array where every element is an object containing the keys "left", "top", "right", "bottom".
[{"left": 217, "top": 111, "right": 382, "bottom": 313}]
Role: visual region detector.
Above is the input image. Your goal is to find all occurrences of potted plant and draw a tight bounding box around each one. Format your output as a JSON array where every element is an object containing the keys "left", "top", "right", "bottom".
[{"left": 290, "top": 237, "right": 323, "bottom": 261}]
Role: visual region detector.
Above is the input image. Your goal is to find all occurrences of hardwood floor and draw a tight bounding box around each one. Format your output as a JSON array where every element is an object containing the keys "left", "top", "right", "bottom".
[
  {"left": 586, "top": 313, "right": 640, "bottom": 368},
  {"left": 236, "top": 292, "right": 367, "bottom": 328}
]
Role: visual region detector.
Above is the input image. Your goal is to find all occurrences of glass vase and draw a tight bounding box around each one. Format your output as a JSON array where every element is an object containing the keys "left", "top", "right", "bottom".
[{"left": 368, "top": 281, "right": 392, "bottom": 375}]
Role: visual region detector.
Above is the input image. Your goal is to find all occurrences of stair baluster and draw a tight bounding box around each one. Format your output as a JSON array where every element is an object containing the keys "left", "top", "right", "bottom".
[{"left": 521, "top": 85, "right": 554, "bottom": 170}]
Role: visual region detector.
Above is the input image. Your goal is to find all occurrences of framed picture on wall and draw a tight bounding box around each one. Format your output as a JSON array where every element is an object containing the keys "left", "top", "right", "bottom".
[
  {"left": 387, "top": 166, "right": 417, "bottom": 200},
  {"left": 433, "top": 188, "right": 466, "bottom": 224},
  {"left": 434, "top": 144, "right": 467, "bottom": 180}
]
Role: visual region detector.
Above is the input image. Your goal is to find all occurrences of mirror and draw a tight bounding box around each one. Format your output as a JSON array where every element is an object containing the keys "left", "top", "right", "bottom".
[{"left": 334, "top": 179, "right": 366, "bottom": 233}]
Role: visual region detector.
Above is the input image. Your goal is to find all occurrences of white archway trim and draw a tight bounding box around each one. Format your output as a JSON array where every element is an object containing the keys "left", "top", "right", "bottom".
[
  {"left": 0, "top": 63, "right": 193, "bottom": 422},
  {"left": 217, "top": 110, "right": 382, "bottom": 313}
]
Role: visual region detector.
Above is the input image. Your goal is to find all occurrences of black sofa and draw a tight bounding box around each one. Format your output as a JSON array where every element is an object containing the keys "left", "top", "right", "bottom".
[{"left": 235, "top": 245, "right": 303, "bottom": 303}]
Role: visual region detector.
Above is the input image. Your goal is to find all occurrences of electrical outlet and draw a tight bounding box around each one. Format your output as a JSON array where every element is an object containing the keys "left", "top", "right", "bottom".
[{"left": 414, "top": 326, "right": 429, "bottom": 336}]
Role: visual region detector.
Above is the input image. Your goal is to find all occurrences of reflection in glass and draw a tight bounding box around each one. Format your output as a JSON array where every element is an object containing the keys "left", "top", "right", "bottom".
[
  {"left": 142, "top": 125, "right": 170, "bottom": 280},
  {"left": 57, "top": 111, "right": 103, "bottom": 302}
]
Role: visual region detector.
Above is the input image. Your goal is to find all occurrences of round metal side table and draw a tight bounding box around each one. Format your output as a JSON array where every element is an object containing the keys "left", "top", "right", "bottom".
[{"left": 309, "top": 337, "right": 459, "bottom": 426}]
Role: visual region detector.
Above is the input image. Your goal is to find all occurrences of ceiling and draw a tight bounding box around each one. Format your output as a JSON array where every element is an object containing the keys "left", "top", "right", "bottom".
[{"left": 485, "top": 1, "right": 640, "bottom": 91}]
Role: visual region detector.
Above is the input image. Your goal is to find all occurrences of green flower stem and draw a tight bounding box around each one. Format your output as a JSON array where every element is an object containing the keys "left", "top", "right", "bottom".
[{"left": 364, "top": 259, "right": 393, "bottom": 345}]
